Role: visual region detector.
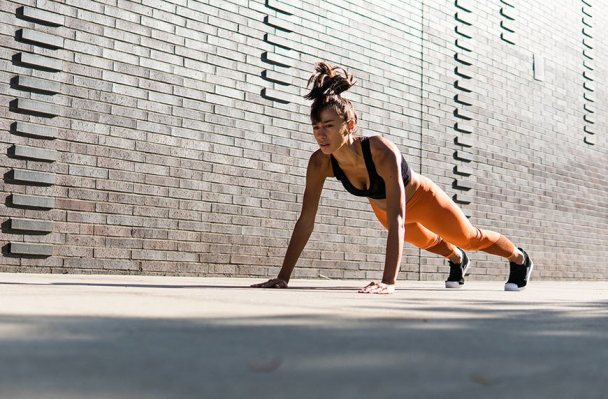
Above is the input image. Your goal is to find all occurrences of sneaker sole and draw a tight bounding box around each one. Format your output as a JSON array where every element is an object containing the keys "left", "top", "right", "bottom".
[
  {"left": 445, "top": 256, "right": 472, "bottom": 289},
  {"left": 445, "top": 281, "right": 462, "bottom": 288},
  {"left": 504, "top": 260, "right": 534, "bottom": 291}
]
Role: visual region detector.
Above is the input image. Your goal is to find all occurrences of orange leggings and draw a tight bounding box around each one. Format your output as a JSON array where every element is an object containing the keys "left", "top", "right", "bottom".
[{"left": 371, "top": 175, "right": 516, "bottom": 259}]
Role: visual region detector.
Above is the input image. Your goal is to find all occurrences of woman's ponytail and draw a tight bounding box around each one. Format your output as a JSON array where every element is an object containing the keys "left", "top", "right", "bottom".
[
  {"left": 304, "top": 62, "right": 355, "bottom": 100},
  {"left": 304, "top": 62, "right": 358, "bottom": 127}
]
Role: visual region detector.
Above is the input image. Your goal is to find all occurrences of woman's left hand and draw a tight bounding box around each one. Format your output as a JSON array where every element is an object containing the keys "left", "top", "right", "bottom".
[
  {"left": 250, "top": 278, "right": 288, "bottom": 289},
  {"left": 358, "top": 281, "right": 395, "bottom": 294}
]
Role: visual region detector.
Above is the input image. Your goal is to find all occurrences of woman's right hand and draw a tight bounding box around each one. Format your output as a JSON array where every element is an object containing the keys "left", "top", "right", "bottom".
[
  {"left": 250, "top": 278, "right": 288, "bottom": 289},
  {"left": 358, "top": 281, "right": 395, "bottom": 294}
]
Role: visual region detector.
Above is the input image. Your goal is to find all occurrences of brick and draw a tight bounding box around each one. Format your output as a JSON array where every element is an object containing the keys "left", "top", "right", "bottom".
[
  {"left": 583, "top": 49, "right": 593, "bottom": 60},
  {"left": 93, "top": 248, "right": 131, "bottom": 259},
  {"left": 454, "top": 151, "right": 473, "bottom": 162},
  {"left": 18, "top": 6, "right": 65, "bottom": 26},
  {"left": 9, "top": 218, "right": 53, "bottom": 233},
  {"left": 455, "top": 0, "right": 473, "bottom": 13},
  {"left": 454, "top": 92, "right": 475, "bottom": 105},
  {"left": 583, "top": 113, "right": 595, "bottom": 124},
  {"left": 262, "top": 69, "right": 293, "bottom": 85},
  {"left": 500, "top": 6, "right": 516, "bottom": 20},
  {"left": 454, "top": 164, "right": 473, "bottom": 176},
  {"left": 13, "top": 122, "right": 58, "bottom": 139},
  {"left": 500, "top": 32, "right": 515, "bottom": 45},
  {"left": 63, "top": 258, "right": 139, "bottom": 271},
  {"left": 11, "top": 169, "right": 56, "bottom": 185},
  {"left": 103, "top": 48, "right": 139, "bottom": 66},
  {"left": 152, "top": 7, "right": 185, "bottom": 27},
  {"left": 454, "top": 107, "right": 473, "bottom": 120},
  {"left": 264, "top": 33, "right": 293, "bottom": 49},
  {"left": 453, "top": 178, "right": 474, "bottom": 190},
  {"left": 55, "top": 245, "right": 94, "bottom": 257},
  {"left": 57, "top": 198, "right": 96, "bottom": 212},
  {"left": 455, "top": 12, "right": 473, "bottom": 26},
  {"left": 454, "top": 79, "right": 473, "bottom": 92},
  {"left": 583, "top": 135, "right": 595, "bottom": 145},
  {"left": 455, "top": 25, "right": 473, "bottom": 39},
  {"left": 582, "top": 27, "right": 593, "bottom": 39},
  {"left": 17, "top": 53, "right": 63, "bottom": 71},
  {"left": 77, "top": 8, "right": 114, "bottom": 26},
  {"left": 11, "top": 145, "right": 58, "bottom": 162},
  {"left": 141, "top": 15, "right": 175, "bottom": 33},
  {"left": 264, "top": 15, "right": 295, "bottom": 32},
  {"left": 13, "top": 98, "right": 61, "bottom": 117},
  {"left": 454, "top": 135, "right": 473, "bottom": 148},
  {"left": 66, "top": 209, "right": 108, "bottom": 224},
  {"left": 500, "top": 20, "right": 515, "bottom": 33},
  {"left": 262, "top": 88, "right": 298, "bottom": 103},
  {"left": 10, "top": 194, "right": 55, "bottom": 209},
  {"left": 454, "top": 53, "right": 474, "bottom": 66},
  {"left": 18, "top": 29, "right": 64, "bottom": 49},
  {"left": 454, "top": 121, "right": 474, "bottom": 133},
  {"left": 455, "top": 38, "right": 472, "bottom": 52},
  {"left": 583, "top": 59, "right": 594, "bottom": 73},
  {"left": 583, "top": 81, "right": 595, "bottom": 93},
  {"left": 453, "top": 193, "right": 473, "bottom": 204},
  {"left": 69, "top": 165, "right": 108, "bottom": 179},
  {"left": 9, "top": 243, "right": 53, "bottom": 256},
  {"left": 266, "top": 0, "right": 296, "bottom": 15},
  {"left": 14, "top": 76, "right": 61, "bottom": 94}
]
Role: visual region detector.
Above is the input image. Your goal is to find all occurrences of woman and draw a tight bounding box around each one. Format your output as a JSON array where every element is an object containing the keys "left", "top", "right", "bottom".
[{"left": 252, "top": 62, "right": 533, "bottom": 294}]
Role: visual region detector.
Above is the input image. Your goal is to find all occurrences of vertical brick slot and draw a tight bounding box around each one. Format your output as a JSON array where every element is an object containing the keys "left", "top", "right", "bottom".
[
  {"left": 499, "top": 0, "right": 516, "bottom": 45},
  {"left": 6, "top": 6, "right": 65, "bottom": 257},
  {"left": 453, "top": 0, "right": 475, "bottom": 217},
  {"left": 581, "top": 1, "right": 595, "bottom": 145},
  {"left": 261, "top": 0, "right": 298, "bottom": 104}
]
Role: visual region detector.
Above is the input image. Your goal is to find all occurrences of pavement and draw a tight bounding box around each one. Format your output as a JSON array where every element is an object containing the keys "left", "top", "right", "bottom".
[{"left": 0, "top": 273, "right": 607, "bottom": 399}]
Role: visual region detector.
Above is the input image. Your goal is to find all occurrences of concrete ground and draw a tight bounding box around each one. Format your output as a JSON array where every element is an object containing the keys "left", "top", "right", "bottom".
[{"left": 0, "top": 273, "right": 607, "bottom": 399}]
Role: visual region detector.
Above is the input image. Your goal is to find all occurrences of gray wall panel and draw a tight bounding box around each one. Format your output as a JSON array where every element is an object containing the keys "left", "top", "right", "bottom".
[{"left": 1, "top": 0, "right": 606, "bottom": 280}]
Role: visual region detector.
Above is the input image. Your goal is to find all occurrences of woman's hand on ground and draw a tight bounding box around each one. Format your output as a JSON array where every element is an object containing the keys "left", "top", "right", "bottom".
[
  {"left": 358, "top": 281, "right": 395, "bottom": 294},
  {"left": 250, "top": 278, "right": 288, "bottom": 289}
]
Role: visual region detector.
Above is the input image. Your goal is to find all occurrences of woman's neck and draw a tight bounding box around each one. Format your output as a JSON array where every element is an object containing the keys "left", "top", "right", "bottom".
[{"left": 331, "top": 135, "right": 362, "bottom": 167}]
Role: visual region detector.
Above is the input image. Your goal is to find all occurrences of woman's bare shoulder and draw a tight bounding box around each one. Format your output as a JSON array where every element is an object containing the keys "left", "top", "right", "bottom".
[
  {"left": 309, "top": 149, "right": 333, "bottom": 177},
  {"left": 367, "top": 135, "right": 401, "bottom": 161}
]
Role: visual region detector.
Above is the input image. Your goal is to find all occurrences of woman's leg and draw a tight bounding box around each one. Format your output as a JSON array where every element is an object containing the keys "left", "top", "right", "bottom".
[
  {"left": 405, "top": 222, "right": 459, "bottom": 258},
  {"left": 370, "top": 201, "right": 459, "bottom": 259},
  {"left": 408, "top": 175, "right": 518, "bottom": 259},
  {"left": 370, "top": 179, "right": 531, "bottom": 290},
  {"left": 371, "top": 197, "right": 476, "bottom": 288}
]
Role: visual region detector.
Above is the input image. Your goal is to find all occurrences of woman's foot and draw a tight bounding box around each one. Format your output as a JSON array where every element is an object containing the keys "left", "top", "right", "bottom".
[
  {"left": 445, "top": 249, "right": 471, "bottom": 288},
  {"left": 358, "top": 281, "right": 395, "bottom": 294},
  {"left": 505, "top": 248, "right": 534, "bottom": 291}
]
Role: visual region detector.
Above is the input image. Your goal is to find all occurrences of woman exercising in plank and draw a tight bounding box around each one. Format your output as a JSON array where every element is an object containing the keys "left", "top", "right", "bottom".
[{"left": 252, "top": 62, "right": 533, "bottom": 294}]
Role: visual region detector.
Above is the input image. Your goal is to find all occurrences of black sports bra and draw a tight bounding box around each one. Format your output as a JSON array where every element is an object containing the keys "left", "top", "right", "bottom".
[{"left": 329, "top": 137, "right": 411, "bottom": 200}]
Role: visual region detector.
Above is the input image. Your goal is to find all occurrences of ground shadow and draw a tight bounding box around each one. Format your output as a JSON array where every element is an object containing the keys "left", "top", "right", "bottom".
[{"left": 0, "top": 298, "right": 607, "bottom": 399}]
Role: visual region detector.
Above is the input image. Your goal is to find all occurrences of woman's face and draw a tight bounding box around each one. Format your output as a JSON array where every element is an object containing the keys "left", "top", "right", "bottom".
[{"left": 312, "top": 108, "right": 351, "bottom": 155}]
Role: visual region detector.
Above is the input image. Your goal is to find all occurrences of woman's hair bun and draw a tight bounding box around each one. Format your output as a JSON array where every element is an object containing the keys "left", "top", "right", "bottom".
[{"left": 304, "top": 62, "right": 356, "bottom": 100}]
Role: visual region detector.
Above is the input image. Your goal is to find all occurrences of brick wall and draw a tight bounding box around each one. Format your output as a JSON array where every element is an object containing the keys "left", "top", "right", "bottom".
[{"left": 1, "top": 0, "right": 606, "bottom": 281}]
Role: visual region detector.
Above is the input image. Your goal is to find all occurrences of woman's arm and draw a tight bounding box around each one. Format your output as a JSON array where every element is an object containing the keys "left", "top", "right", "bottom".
[
  {"left": 372, "top": 137, "right": 406, "bottom": 285},
  {"left": 251, "top": 151, "right": 327, "bottom": 287}
]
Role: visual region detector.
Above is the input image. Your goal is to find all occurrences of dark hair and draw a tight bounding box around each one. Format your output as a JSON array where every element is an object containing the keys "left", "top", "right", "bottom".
[{"left": 304, "top": 62, "right": 357, "bottom": 127}]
